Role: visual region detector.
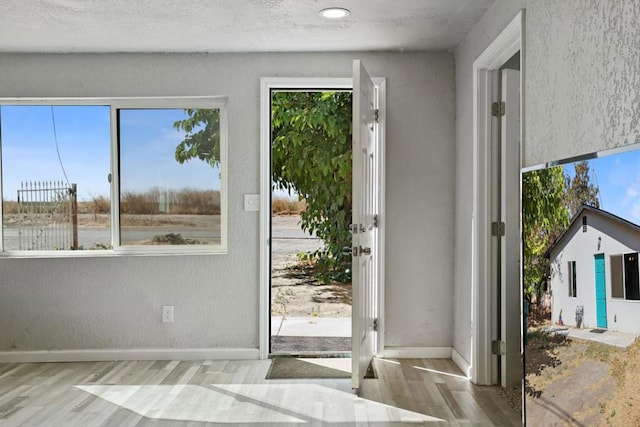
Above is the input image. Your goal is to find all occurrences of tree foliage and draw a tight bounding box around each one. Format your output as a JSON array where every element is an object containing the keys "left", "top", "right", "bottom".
[
  {"left": 564, "top": 160, "right": 600, "bottom": 217},
  {"left": 173, "top": 109, "right": 220, "bottom": 167},
  {"left": 522, "top": 166, "right": 569, "bottom": 301},
  {"left": 271, "top": 91, "right": 353, "bottom": 283}
]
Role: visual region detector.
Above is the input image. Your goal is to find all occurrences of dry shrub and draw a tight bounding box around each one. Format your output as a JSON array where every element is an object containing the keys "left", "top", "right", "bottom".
[
  {"left": 91, "top": 196, "right": 110, "bottom": 214},
  {"left": 272, "top": 196, "right": 306, "bottom": 215},
  {"left": 172, "top": 188, "right": 220, "bottom": 215},
  {"left": 2, "top": 201, "right": 19, "bottom": 214},
  {"left": 121, "top": 191, "right": 157, "bottom": 214},
  {"left": 121, "top": 188, "right": 220, "bottom": 215}
]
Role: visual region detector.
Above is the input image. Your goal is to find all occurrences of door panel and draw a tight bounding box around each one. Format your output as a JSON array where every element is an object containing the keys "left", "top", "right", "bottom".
[
  {"left": 500, "top": 68, "right": 521, "bottom": 387},
  {"left": 351, "top": 60, "right": 378, "bottom": 391},
  {"left": 594, "top": 254, "right": 607, "bottom": 328}
]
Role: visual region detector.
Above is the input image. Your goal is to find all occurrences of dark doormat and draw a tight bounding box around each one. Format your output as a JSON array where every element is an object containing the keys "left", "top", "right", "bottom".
[
  {"left": 266, "top": 357, "right": 351, "bottom": 379},
  {"left": 271, "top": 336, "right": 351, "bottom": 353},
  {"left": 590, "top": 328, "right": 607, "bottom": 334}
]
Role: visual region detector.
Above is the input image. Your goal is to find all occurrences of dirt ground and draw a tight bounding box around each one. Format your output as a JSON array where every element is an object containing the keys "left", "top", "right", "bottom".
[
  {"left": 522, "top": 307, "right": 640, "bottom": 426},
  {"left": 270, "top": 215, "right": 351, "bottom": 318}
]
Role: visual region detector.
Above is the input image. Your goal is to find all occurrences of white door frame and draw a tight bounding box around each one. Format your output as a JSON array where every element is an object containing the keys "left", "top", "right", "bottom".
[
  {"left": 471, "top": 11, "right": 524, "bottom": 385},
  {"left": 258, "top": 77, "right": 386, "bottom": 359}
]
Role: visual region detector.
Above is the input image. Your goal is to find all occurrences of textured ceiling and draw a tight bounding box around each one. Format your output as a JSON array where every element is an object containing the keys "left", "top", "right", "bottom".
[{"left": 0, "top": 0, "right": 495, "bottom": 53}]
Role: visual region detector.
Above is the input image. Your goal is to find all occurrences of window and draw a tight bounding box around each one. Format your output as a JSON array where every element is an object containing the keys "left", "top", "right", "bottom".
[
  {"left": 0, "top": 105, "right": 111, "bottom": 251},
  {"left": 611, "top": 252, "right": 640, "bottom": 300},
  {"left": 582, "top": 216, "right": 587, "bottom": 232},
  {"left": 568, "top": 260, "right": 577, "bottom": 297},
  {"left": 0, "top": 98, "right": 227, "bottom": 255},
  {"left": 611, "top": 254, "right": 624, "bottom": 298}
]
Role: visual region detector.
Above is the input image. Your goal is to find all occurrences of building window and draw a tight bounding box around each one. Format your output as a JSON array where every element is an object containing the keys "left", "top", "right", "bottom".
[
  {"left": 568, "top": 260, "right": 577, "bottom": 297},
  {"left": 611, "top": 254, "right": 624, "bottom": 298},
  {"left": 610, "top": 252, "right": 640, "bottom": 300},
  {"left": 0, "top": 105, "right": 111, "bottom": 251},
  {"left": 0, "top": 98, "right": 227, "bottom": 255},
  {"left": 117, "top": 108, "right": 223, "bottom": 248},
  {"left": 582, "top": 216, "right": 587, "bottom": 232}
]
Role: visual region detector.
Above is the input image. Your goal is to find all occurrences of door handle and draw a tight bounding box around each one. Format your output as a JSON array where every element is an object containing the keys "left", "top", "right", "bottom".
[
  {"left": 348, "top": 224, "right": 365, "bottom": 233},
  {"left": 343, "top": 246, "right": 371, "bottom": 256}
]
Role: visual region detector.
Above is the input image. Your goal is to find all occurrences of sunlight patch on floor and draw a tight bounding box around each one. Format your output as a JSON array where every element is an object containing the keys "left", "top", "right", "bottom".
[{"left": 76, "top": 383, "right": 443, "bottom": 424}]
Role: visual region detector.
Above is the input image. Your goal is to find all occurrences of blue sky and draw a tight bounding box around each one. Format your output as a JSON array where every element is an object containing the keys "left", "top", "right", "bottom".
[
  {"left": 565, "top": 149, "right": 640, "bottom": 224},
  {"left": 0, "top": 105, "right": 219, "bottom": 202}
]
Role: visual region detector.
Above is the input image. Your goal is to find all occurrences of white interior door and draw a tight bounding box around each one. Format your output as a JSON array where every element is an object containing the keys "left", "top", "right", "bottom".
[
  {"left": 500, "top": 68, "right": 521, "bottom": 387},
  {"left": 351, "top": 60, "right": 379, "bottom": 391}
]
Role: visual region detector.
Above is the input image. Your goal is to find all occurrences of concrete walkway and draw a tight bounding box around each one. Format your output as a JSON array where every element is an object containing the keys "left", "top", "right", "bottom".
[
  {"left": 546, "top": 326, "right": 636, "bottom": 348},
  {"left": 271, "top": 316, "right": 351, "bottom": 337}
]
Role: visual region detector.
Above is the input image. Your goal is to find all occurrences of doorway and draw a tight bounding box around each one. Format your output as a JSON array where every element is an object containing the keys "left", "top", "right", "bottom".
[
  {"left": 268, "top": 89, "right": 353, "bottom": 356},
  {"left": 471, "top": 11, "right": 523, "bottom": 389},
  {"left": 259, "top": 72, "right": 385, "bottom": 391}
]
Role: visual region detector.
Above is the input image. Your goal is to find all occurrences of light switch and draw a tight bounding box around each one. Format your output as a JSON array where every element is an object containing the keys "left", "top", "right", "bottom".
[{"left": 244, "top": 194, "right": 260, "bottom": 211}]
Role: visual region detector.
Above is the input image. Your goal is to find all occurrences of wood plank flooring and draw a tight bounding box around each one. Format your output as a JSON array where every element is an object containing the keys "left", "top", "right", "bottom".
[{"left": 0, "top": 358, "right": 521, "bottom": 426}]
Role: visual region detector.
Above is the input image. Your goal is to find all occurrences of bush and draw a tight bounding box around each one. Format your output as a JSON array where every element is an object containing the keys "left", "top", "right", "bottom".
[{"left": 272, "top": 197, "right": 306, "bottom": 215}]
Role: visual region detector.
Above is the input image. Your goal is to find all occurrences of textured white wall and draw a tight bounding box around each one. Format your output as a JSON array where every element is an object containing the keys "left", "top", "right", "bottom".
[
  {"left": 550, "top": 212, "right": 640, "bottom": 335},
  {"left": 0, "top": 52, "right": 455, "bottom": 353},
  {"left": 526, "top": 0, "right": 640, "bottom": 167},
  {"left": 453, "top": 0, "right": 524, "bottom": 367}
]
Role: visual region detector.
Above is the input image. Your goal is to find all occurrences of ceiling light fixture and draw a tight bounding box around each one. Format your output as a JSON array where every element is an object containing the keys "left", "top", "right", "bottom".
[{"left": 319, "top": 7, "right": 350, "bottom": 19}]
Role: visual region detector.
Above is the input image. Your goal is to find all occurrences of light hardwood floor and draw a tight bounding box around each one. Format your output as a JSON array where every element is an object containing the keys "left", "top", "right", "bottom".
[{"left": 0, "top": 358, "right": 521, "bottom": 426}]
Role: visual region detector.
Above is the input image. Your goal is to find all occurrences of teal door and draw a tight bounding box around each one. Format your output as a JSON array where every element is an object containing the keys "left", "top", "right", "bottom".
[{"left": 594, "top": 254, "right": 607, "bottom": 328}]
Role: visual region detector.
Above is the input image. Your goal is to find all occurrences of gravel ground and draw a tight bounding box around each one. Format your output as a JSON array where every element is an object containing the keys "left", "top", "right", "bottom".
[{"left": 270, "top": 215, "right": 352, "bottom": 318}]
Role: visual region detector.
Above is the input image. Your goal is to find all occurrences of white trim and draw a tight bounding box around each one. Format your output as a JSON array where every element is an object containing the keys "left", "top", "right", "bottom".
[
  {"left": 471, "top": 11, "right": 523, "bottom": 386},
  {"left": 258, "top": 77, "right": 385, "bottom": 360},
  {"left": 383, "top": 347, "right": 452, "bottom": 359},
  {"left": 0, "top": 348, "right": 260, "bottom": 364},
  {"left": 451, "top": 348, "right": 472, "bottom": 378},
  {"left": 259, "top": 78, "right": 352, "bottom": 360},
  {"left": 375, "top": 79, "right": 387, "bottom": 357}
]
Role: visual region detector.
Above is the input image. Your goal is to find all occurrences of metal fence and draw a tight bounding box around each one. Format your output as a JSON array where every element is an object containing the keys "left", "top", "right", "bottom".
[{"left": 17, "top": 181, "right": 78, "bottom": 250}]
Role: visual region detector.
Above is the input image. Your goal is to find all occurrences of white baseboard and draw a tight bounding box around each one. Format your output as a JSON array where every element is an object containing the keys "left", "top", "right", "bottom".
[
  {"left": 0, "top": 348, "right": 260, "bottom": 364},
  {"left": 451, "top": 348, "right": 471, "bottom": 379},
  {"left": 382, "top": 347, "right": 452, "bottom": 359}
]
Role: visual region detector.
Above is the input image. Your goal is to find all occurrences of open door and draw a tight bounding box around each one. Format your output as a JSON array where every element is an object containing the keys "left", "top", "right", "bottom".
[
  {"left": 351, "top": 60, "right": 380, "bottom": 391},
  {"left": 500, "top": 68, "right": 521, "bottom": 387}
]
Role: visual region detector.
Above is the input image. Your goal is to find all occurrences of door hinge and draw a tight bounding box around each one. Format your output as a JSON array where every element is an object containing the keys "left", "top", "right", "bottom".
[
  {"left": 492, "top": 101, "right": 505, "bottom": 117},
  {"left": 373, "top": 318, "right": 378, "bottom": 332},
  {"left": 491, "top": 221, "right": 505, "bottom": 236},
  {"left": 491, "top": 340, "right": 505, "bottom": 355},
  {"left": 373, "top": 214, "right": 379, "bottom": 228},
  {"left": 374, "top": 108, "right": 379, "bottom": 123}
]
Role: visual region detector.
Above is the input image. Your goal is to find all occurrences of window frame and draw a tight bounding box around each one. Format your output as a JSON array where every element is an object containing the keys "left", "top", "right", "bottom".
[
  {"left": 611, "top": 254, "right": 625, "bottom": 299},
  {"left": 0, "top": 96, "right": 228, "bottom": 257},
  {"left": 568, "top": 260, "right": 577, "bottom": 297},
  {"left": 610, "top": 252, "right": 640, "bottom": 301}
]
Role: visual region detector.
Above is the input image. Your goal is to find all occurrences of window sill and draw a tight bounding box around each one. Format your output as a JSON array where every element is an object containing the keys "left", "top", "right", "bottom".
[{"left": 0, "top": 247, "right": 227, "bottom": 259}]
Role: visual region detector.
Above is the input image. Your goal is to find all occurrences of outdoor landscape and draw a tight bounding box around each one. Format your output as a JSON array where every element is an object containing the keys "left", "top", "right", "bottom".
[
  {"left": 270, "top": 199, "right": 352, "bottom": 319},
  {"left": 2, "top": 187, "right": 221, "bottom": 250},
  {"left": 522, "top": 150, "right": 640, "bottom": 425},
  {"left": 523, "top": 311, "right": 640, "bottom": 426}
]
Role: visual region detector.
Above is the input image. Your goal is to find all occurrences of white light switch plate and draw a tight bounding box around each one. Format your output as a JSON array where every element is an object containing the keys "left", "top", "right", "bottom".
[{"left": 244, "top": 194, "right": 260, "bottom": 211}]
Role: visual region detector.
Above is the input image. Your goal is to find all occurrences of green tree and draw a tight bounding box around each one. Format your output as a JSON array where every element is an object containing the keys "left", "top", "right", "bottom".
[
  {"left": 271, "top": 91, "right": 353, "bottom": 283},
  {"left": 522, "top": 166, "right": 569, "bottom": 302},
  {"left": 173, "top": 108, "right": 221, "bottom": 167},
  {"left": 564, "top": 160, "right": 600, "bottom": 217}
]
